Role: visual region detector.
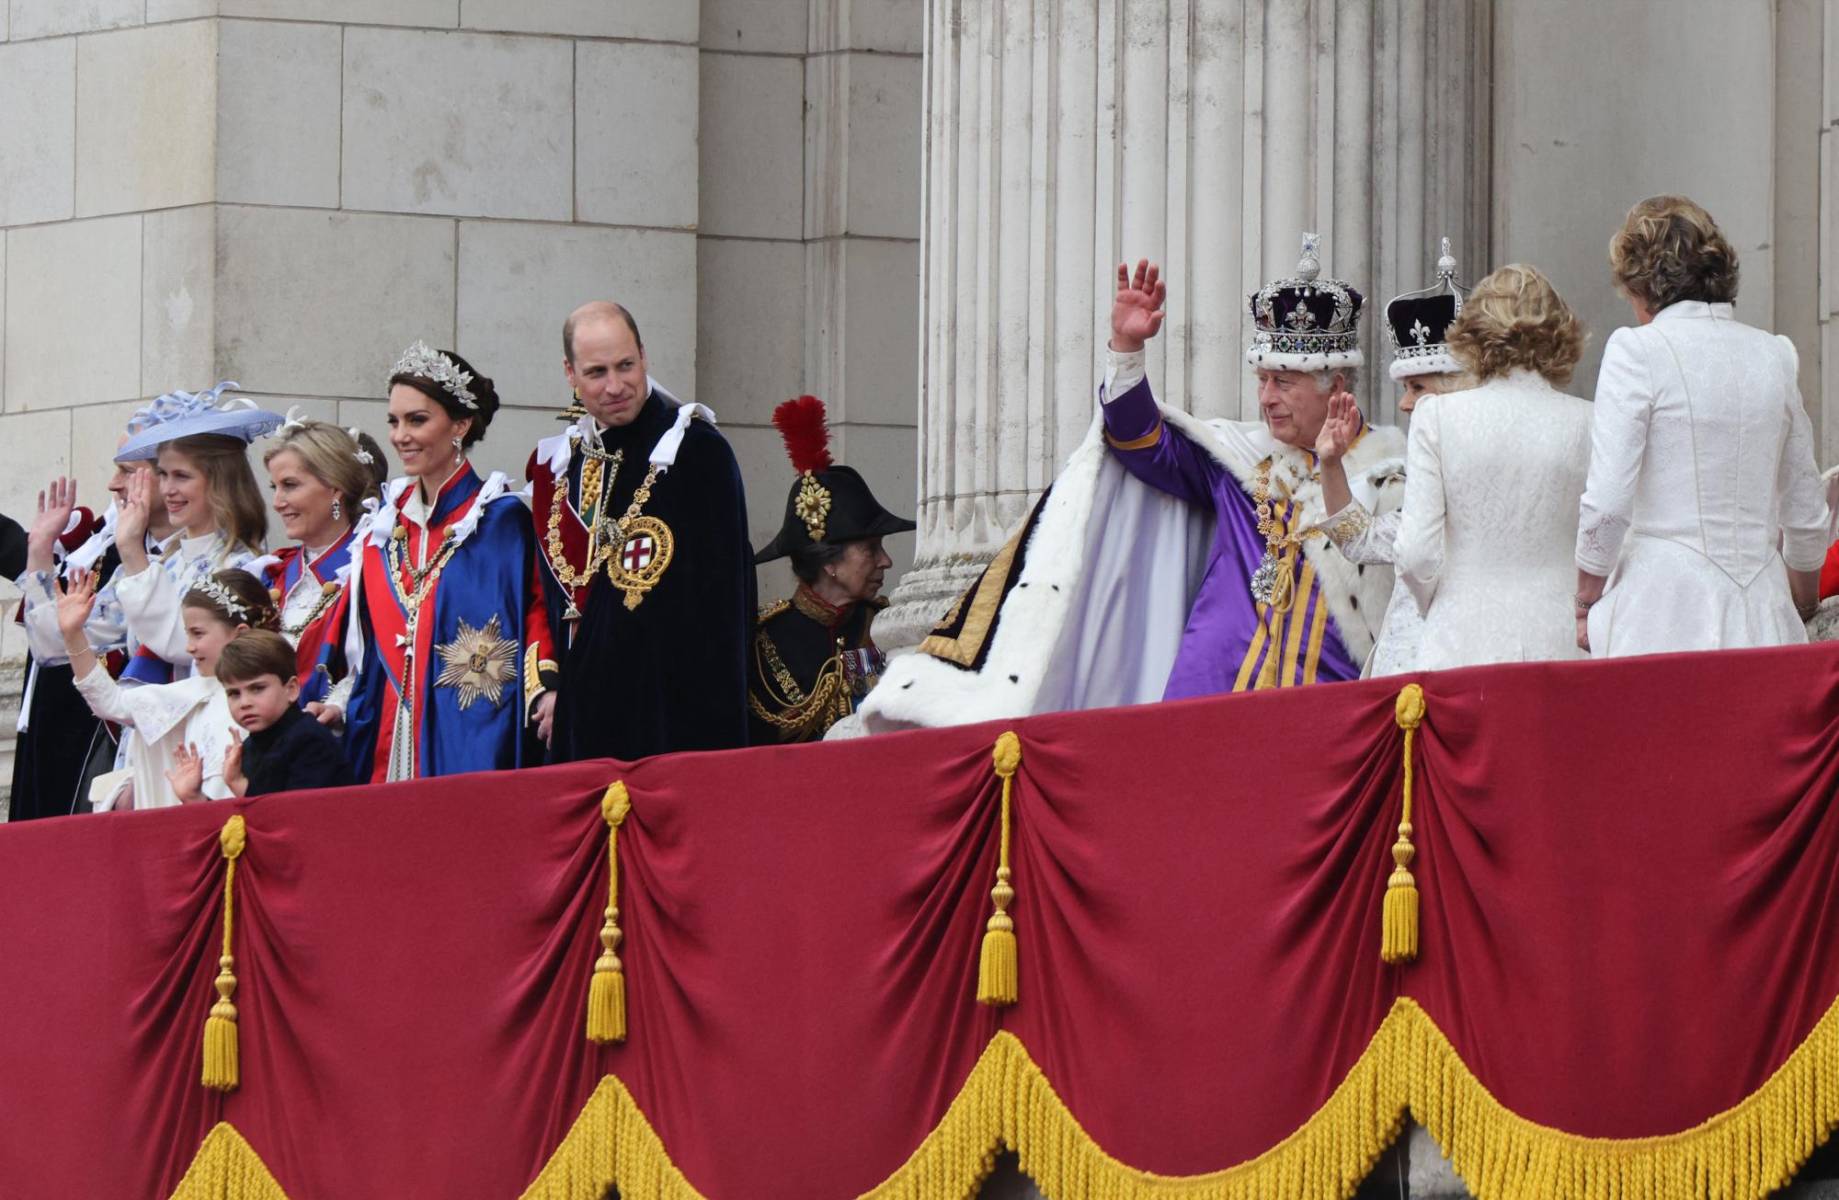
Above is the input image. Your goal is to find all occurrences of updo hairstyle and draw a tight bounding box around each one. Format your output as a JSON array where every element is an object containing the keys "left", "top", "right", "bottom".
[
  {"left": 389, "top": 348, "right": 500, "bottom": 447},
  {"left": 181, "top": 568, "right": 281, "bottom": 632},
  {"left": 263, "top": 420, "right": 388, "bottom": 512},
  {"left": 1608, "top": 195, "right": 1740, "bottom": 312}
]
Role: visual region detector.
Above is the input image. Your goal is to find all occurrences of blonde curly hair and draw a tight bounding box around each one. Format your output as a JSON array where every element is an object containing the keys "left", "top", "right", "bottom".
[
  {"left": 1609, "top": 195, "right": 1739, "bottom": 311},
  {"left": 1445, "top": 264, "right": 1587, "bottom": 389}
]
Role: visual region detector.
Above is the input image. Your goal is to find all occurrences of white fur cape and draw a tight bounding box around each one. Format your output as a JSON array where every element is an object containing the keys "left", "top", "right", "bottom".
[{"left": 856, "top": 403, "right": 1405, "bottom": 732}]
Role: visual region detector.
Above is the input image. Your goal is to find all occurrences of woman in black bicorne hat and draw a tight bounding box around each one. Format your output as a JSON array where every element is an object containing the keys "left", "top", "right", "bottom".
[{"left": 749, "top": 397, "right": 915, "bottom": 744}]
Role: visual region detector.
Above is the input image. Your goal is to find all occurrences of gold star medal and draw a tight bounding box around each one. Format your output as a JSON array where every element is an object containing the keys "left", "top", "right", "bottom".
[{"left": 434, "top": 614, "right": 518, "bottom": 710}]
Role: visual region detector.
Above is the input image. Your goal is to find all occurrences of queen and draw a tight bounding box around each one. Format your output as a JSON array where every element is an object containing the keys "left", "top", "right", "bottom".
[{"left": 334, "top": 344, "right": 557, "bottom": 782}]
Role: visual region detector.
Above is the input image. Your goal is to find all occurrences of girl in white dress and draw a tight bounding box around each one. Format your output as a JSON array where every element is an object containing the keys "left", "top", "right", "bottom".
[
  {"left": 57, "top": 569, "right": 278, "bottom": 810},
  {"left": 1389, "top": 264, "right": 1594, "bottom": 669},
  {"left": 1575, "top": 195, "right": 1827, "bottom": 654}
]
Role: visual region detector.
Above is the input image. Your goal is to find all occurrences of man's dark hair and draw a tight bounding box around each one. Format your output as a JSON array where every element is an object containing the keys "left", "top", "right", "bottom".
[{"left": 563, "top": 302, "right": 644, "bottom": 363}]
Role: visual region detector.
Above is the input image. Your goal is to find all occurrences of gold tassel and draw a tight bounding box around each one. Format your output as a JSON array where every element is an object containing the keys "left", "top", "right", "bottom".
[
  {"left": 1382, "top": 684, "right": 1426, "bottom": 964},
  {"left": 977, "top": 732, "right": 1022, "bottom": 1006},
  {"left": 202, "top": 814, "right": 247, "bottom": 1092},
  {"left": 587, "top": 782, "right": 631, "bottom": 1044}
]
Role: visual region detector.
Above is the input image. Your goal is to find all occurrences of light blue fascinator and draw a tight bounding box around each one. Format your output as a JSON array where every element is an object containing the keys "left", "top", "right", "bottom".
[{"left": 115, "top": 382, "right": 285, "bottom": 462}]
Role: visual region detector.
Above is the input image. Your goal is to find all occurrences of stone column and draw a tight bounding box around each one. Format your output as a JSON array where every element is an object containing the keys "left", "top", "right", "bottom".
[{"left": 878, "top": 0, "right": 1492, "bottom": 652}]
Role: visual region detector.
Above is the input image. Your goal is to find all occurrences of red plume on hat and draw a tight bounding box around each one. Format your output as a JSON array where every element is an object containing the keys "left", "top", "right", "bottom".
[{"left": 771, "top": 395, "right": 834, "bottom": 475}]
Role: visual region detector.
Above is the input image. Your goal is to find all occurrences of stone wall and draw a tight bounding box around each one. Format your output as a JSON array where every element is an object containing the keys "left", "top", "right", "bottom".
[{"left": 0, "top": 0, "right": 924, "bottom": 803}]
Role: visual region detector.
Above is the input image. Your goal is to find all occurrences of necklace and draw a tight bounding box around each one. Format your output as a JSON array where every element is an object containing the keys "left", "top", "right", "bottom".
[
  {"left": 543, "top": 446, "right": 616, "bottom": 619},
  {"left": 385, "top": 524, "right": 461, "bottom": 646},
  {"left": 282, "top": 580, "right": 343, "bottom": 639},
  {"left": 1249, "top": 458, "right": 1308, "bottom": 612}
]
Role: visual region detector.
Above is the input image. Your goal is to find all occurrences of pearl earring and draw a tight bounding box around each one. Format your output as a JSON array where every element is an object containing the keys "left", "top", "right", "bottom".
[{"left": 452, "top": 436, "right": 463, "bottom": 463}]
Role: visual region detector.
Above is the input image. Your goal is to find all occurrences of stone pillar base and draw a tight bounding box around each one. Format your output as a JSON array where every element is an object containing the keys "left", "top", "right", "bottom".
[{"left": 875, "top": 550, "right": 993, "bottom": 657}]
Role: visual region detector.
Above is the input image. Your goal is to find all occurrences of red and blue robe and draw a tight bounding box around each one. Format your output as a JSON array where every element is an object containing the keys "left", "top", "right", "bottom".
[
  {"left": 341, "top": 467, "right": 556, "bottom": 784},
  {"left": 260, "top": 532, "right": 357, "bottom": 709}
]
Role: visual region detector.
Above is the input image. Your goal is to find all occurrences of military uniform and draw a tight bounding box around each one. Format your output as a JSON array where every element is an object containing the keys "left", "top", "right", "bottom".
[
  {"left": 748, "top": 588, "right": 888, "bottom": 744},
  {"left": 749, "top": 396, "right": 914, "bottom": 744}
]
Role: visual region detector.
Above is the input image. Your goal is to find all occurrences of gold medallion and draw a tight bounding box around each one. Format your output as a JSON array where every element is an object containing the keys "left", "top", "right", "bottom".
[
  {"left": 434, "top": 614, "right": 518, "bottom": 710},
  {"left": 608, "top": 516, "right": 675, "bottom": 611}
]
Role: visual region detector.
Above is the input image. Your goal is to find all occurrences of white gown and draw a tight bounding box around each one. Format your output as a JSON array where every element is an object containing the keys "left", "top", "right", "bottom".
[
  {"left": 1318, "top": 507, "right": 1422, "bottom": 677},
  {"left": 72, "top": 671, "right": 239, "bottom": 810},
  {"left": 1577, "top": 302, "right": 1827, "bottom": 656},
  {"left": 1393, "top": 370, "right": 1593, "bottom": 669}
]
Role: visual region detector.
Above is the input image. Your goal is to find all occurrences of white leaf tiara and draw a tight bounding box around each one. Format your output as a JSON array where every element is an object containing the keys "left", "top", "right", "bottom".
[
  {"left": 346, "top": 427, "right": 375, "bottom": 464},
  {"left": 393, "top": 341, "right": 478, "bottom": 410},
  {"left": 189, "top": 577, "right": 254, "bottom": 622}
]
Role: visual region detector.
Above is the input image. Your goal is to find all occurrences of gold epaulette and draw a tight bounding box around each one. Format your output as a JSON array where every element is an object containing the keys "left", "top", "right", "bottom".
[{"left": 756, "top": 599, "right": 792, "bottom": 626}]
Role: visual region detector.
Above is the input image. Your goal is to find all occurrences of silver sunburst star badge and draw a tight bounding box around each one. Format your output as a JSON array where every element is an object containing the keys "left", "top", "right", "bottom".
[{"left": 434, "top": 614, "right": 518, "bottom": 710}]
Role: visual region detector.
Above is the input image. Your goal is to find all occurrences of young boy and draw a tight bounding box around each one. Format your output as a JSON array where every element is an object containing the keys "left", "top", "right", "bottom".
[{"left": 214, "top": 630, "right": 353, "bottom": 796}]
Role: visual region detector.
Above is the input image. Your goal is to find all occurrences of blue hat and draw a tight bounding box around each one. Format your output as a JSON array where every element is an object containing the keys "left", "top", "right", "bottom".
[{"left": 115, "top": 382, "right": 284, "bottom": 462}]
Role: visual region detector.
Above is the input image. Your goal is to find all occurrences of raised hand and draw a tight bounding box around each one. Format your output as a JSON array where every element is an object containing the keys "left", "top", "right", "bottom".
[
  {"left": 1315, "top": 390, "right": 1362, "bottom": 464},
  {"left": 306, "top": 701, "right": 343, "bottom": 727},
  {"left": 223, "top": 736, "right": 247, "bottom": 797},
  {"left": 54, "top": 569, "right": 99, "bottom": 642},
  {"left": 166, "top": 743, "right": 206, "bottom": 803},
  {"left": 116, "top": 469, "right": 154, "bottom": 546},
  {"left": 26, "top": 477, "right": 78, "bottom": 572},
  {"left": 1110, "top": 259, "right": 1168, "bottom": 353}
]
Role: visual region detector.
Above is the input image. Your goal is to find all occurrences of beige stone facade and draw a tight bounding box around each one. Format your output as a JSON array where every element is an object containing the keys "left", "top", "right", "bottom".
[{"left": 0, "top": 0, "right": 923, "bottom": 789}]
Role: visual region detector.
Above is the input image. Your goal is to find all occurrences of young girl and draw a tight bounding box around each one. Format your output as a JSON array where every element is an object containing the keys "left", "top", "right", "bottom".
[
  {"left": 110, "top": 389, "right": 283, "bottom": 682},
  {"left": 57, "top": 568, "right": 277, "bottom": 810},
  {"left": 255, "top": 417, "right": 388, "bottom": 709}
]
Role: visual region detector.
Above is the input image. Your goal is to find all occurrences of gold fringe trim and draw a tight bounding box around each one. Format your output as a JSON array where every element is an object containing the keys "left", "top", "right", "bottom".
[
  {"left": 520, "top": 990, "right": 1839, "bottom": 1200},
  {"left": 167, "top": 1123, "right": 290, "bottom": 1200},
  {"left": 519, "top": 1074, "right": 703, "bottom": 1200}
]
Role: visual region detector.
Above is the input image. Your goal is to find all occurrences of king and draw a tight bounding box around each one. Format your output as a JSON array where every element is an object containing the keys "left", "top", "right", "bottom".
[
  {"left": 858, "top": 236, "right": 1408, "bottom": 731},
  {"left": 527, "top": 300, "right": 755, "bottom": 761}
]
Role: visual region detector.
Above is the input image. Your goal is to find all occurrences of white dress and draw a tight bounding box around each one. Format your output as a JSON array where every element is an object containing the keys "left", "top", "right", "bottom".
[
  {"left": 72, "top": 671, "right": 240, "bottom": 810},
  {"left": 113, "top": 531, "right": 255, "bottom": 674},
  {"left": 1577, "top": 302, "right": 1828, "bottom": 656},
  {"left": 1318, "top": 507, "right": 1422, "bottom": 677},
  {"left": 1393, "top": 371, "right": 1593, "bottom": 669}
]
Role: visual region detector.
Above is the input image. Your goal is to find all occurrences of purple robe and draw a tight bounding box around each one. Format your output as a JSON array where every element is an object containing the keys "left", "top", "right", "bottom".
[{"left": 1102, "top": 378, "right": 1361, "bottom": 698}]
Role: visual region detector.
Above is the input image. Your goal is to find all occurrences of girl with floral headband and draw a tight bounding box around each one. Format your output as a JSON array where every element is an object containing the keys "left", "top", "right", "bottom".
[
  {"left": 55, "top": 568, "right": 277, "bottom": 810},
  {"left": 333, "top": 343, "right": 557, "bottom": 783},
  {"left": 249, "top": 415, "right": 389, "bottom": 713}
]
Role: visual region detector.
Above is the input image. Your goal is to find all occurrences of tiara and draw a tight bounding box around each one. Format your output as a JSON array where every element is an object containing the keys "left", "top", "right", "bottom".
[
  {"left": 189, "top": 578, "right": 254, "bottom": 622},
  {"left": 393, "top": 341, "right": 478, "bottom": 410},
  {"left": 347, "top": 427, "right": 375, "bottom": 464}
]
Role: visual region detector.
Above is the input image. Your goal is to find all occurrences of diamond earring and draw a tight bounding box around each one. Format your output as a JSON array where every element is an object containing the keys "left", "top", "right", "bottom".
[
  {"left": 452, "top": 435, "right": 463, "bottom": 463},
  {"left": 331, "top": 497, "right": 342, "bottom": 522}
]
